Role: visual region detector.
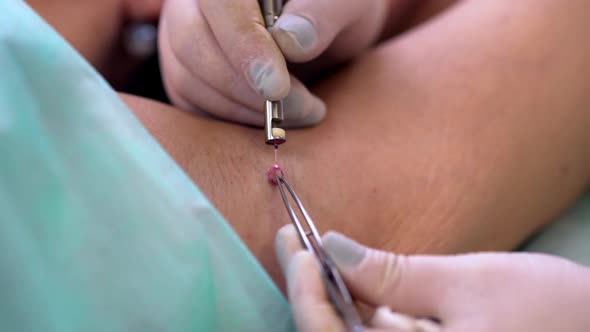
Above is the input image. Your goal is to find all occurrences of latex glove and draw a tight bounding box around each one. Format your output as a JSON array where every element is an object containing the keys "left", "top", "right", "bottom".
[
  {"left": 158, "top": 0, "right": 390, "bottom": 127},
  {"left": 275, "top": 225, "right": 590, "bottom": 332}
]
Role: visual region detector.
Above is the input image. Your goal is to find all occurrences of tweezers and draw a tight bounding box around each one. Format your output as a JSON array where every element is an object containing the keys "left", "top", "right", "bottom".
[{"left": 275, "top": 174, "right": 364, "bottom": 332}]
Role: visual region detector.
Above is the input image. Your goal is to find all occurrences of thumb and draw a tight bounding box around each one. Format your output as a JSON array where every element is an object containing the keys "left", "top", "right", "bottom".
[
  {"left": 272, "top": 0, "right": 387, "bottom": 62},
  {"left": 322, "top": 232, "right": 458, "bottom": 318}
]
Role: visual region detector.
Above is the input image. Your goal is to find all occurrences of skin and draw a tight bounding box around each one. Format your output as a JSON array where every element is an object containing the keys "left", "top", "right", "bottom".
[
  {"left": 28, "top": 0, "right": 590, "bottom": 285},
  {"left": 26, "top": 0, "right": 122, "bottom": 74},
  {"left": 26, "top": 0, "right": 162, "bottom": 85}
]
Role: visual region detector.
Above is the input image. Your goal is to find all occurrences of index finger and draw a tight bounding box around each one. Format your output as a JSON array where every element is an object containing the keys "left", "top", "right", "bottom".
[
  {"left": 275, "top": 225, "right": 346, "bottom": 331},
  {"left": 288, "top": 251, "right": 348, "bottom": 332},
  {"left": 199, "top": 0, "right": 290, "bottom": 100}
]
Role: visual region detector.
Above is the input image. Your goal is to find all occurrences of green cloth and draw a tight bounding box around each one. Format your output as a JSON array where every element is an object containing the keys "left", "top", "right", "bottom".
[
  {"left": 0, "top": 2, "right": 294, "bottom": 331},
  {"left": 524, "top": 193, "right": 590, "bottom": 266}
]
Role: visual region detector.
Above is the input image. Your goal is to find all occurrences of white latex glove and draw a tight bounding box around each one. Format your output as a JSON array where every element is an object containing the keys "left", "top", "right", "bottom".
[
  {"left": 158, "top": 0, "right": 390, "bottom": 127},
  {"left": 275, "top": 225, "right": 590, "bottom": 332}
]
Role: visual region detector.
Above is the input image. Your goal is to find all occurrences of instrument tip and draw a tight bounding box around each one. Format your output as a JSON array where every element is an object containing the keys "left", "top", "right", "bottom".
[{"left": 267, "top": 163, "right": 284, "bottom": 185}]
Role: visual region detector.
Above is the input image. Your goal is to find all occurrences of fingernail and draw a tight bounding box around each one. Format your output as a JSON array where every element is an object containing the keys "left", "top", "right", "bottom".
[
  {"left": 283, "top": 92, "right": 326, "bottom": 128},
  {"left": 275, "top": 225, "right": 294, "bottom": 274},
  {"left": 323, "top": 232, "right": 367, "bottom": 268},
  {"left": 275, "top": 225, "right": 300, "bottom": 272},
  {"left": 228, "top": 107, "right": 265, "bottom": 127},
  {"left": 247, "top": 61, "right": 286, "bottom": 99},
  {"left": 371, "top": 307, "right": 416, "bottom": 331},
  {"left": 274, "top": 15, "right": 317, "bottom": 53},
  {"left": 416, "top": 319, "right": 442, "bottom": 332}
]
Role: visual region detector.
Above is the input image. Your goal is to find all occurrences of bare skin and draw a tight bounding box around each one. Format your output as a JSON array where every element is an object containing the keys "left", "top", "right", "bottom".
[
  {"left": 29, "top": 0, "right": 590, "bottom": 284},
  {"left": 26, "top": 0, "right": 123, "bottom": 73},
  {"left": 26, "top": 0, "right": 162, "bottom": 85}
]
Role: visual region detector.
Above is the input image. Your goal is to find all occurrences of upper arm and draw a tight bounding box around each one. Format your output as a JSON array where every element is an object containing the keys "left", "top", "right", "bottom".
[
  {"left": 120, "top": 0, "right": 590, "bottom": 282},
  {"left": 309, "top": 0, "right": 590, "bottom": 248}
]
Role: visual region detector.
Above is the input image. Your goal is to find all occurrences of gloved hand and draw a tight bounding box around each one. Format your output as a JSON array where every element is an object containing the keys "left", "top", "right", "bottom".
[
  {"left": 275, "top": 224, "right": 590, "bottom": 332},
  {"left": 158, "top": 0, "right": 391, "bottom": 127}
]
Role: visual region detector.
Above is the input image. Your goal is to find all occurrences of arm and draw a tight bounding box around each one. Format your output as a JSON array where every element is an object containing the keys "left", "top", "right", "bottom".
[{"left": 123, "top": 0, "right": 590, "bottom": 282}]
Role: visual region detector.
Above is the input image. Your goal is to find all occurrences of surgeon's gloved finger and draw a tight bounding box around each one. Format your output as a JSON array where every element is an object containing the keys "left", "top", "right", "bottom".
[
  {"left": 275, "top": 224, "right": 304, "bottom": 274},
  {"left": 164, "top": 70, "right": 263, "bottom": 126},
  {"left": 272, "top": 0, "right": 389, "bottom": 62},
  {"left": 160, "top": 0, "right": 274, "bottom": 125},
  {"left": 276, "top": 226, "right": 418, "bottom": 332},
  {"left": 287, "top": 251, "right": 348, "bottom": 332},
  {"left": 159, "top": 21, "right": 264, "bottom": 125},
  {"left": 161, "top": 0, "right": 263, "bottom": 108},
  {"left": 281, "top": 76, "right": 326, "bottom": 128},
  {"left": 163, "top": 28, "right": 323, "bottom": 127},
  {"left": 322, "top": 232, "right": 456, "bottom": 318},
  {"left": 275, "top": 225, "right": 345, "bottom": 331},
  {"left": 414, "top": 319, "right": 442, "bottom": 332},
  {"left": 199, "top": 0, "right": 290, "bottom": 101},
  {"left": 162, "top": 0, "right": 326, "bottom": 127},
  {"left": 371, "top": 307, "right": 415, "bottom": 331}
]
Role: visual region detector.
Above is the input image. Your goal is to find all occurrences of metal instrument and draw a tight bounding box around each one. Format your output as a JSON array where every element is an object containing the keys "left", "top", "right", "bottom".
[
  {"left": 275, "top": 173, "right": 365, "bottom": 332},
  {"left": 259, "top": 0, "right": 286, "bottom": 146},
  {"left": 258, "top": 1, "right": 362, "bottom": 329}
]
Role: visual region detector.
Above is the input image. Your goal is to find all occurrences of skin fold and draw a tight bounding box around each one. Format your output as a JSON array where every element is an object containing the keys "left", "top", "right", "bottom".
[{"left": 28, "top": 0, "right": 590, "bottom": 284}]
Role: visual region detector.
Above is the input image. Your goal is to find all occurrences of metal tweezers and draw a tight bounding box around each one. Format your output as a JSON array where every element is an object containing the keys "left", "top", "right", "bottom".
[{"left": 275, "top": 174, "right": 364, "bottom": 332}]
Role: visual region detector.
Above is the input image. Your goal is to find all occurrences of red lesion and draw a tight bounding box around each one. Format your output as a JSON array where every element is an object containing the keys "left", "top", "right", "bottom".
[{"left": 267, "top": 164, "right": 285, "bottom": 185}]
